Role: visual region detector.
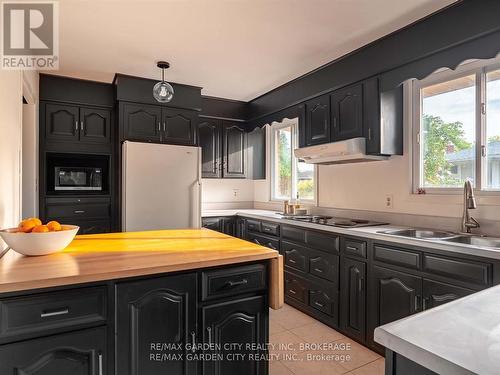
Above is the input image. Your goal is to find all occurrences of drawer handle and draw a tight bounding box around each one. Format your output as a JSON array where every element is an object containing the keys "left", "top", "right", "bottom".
[
  {"left": 346, "top": 246, "right": 359, "bottom": 252},
  {"left": 314, "top": 301, "right": 324, "bottom": 308},
  {"left": 225, "top": 279, "right": 248, "bottom": 288},
  {"left": 253, "top": 238, "right": 261, "bottom": 245},
  {"left": 191, "top": 331, "right": 196, "bottom": 353},
  {"left": 288, "top": 259, "right": 297, "bottom": 264},
  {"left": 313, "top": 267, "right": 324, "bottom": 273},
  {"left": 267, "top": 242, "right": 277, "bottom": 250},
  {"left": 74, "top": 210, "right": 86, "bottom": 214},
  {"left": 41, "top": 308, "right": 69, "bottom": 318},
  {"left": 288, "top": 289, "right": 297, "bottom": 295}
]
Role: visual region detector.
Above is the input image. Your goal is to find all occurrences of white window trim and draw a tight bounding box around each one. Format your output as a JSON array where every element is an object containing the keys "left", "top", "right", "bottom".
[
  {"left": 412, "top": 56, "right": 500, "bottom": 195},
  {"left": 269, "top": 119, "right": 317, "bottom": 204}
]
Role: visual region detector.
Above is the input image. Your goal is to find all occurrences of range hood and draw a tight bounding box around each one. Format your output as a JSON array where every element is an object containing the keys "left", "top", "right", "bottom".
[{"left": 294, "top": 137, "right": 388, "bottom": 165}]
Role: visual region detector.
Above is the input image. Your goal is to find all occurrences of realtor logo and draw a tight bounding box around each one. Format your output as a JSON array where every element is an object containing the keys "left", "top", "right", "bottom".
[{"left": 1, "top": 1, "right": 59, "bottom": 69}]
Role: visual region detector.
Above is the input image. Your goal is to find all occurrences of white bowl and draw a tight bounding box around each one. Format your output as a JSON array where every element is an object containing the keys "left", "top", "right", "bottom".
[{"left": 0, "top": 225, "right": 79, "bottom": 256}]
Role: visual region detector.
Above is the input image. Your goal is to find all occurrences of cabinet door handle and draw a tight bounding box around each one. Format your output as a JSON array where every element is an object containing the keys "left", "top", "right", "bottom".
[
  {"left": 98, "top": 352, "right": 103, "bottom": 375},
  {"left": 314, "top": 301, "right": 324, "bottom": 308},
  {"left": 191, "top": 331, "right": 196, "bottom": 353},
  {"left": 267, "top": 242, "right": 277, "bottom": 250},
  {"left": 288, "top": 258, "right": 297, "bottom": 264},
  {"left": 423, "top": 297, "right": 428, "bottom": 311},
  {"left": 225, "top": 279, "right": 248, "bottom": 288},
  {"left": 80, "top": 121, "right": 84, "bottom": 131},
  {"left": 206, "top": 327, "right": 212, "bottom": 345},
  {"left": 41, "top": 307, "right": 69, "bottom": 318},
  {"left": 414, "top": 295, "right": 420, "bottom": 312},
  {"left": 313, "top": 267, "right": 323, "bottom": 273},
  {"left": 75, "top": 121, "right": 78, "bottom": 131},
  {"left": 288, "top": 289, "right": 297, "bottom": 295},
  {"left": 158, "top": 122, "right": 161, "bottom": 132},
  {"left": 333, "top": 117, "right": 337, "bottom": 128},
  {"left": 358, "top": 278, "right": 364, "bottom": 292},
  {"left": 163, "top": 122, "right": 166, "bottom": 132},
  {"left": 253, "top": 238, "right": 261, "bottom": 245},
  {"left": 368, "top": 128, "right": 372, "bottom": 141},
  {"left": 74, "top": 210, "right": 85, "bottom": 214}
]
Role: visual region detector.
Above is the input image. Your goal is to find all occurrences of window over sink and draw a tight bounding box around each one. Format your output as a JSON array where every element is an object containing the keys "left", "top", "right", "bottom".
[
  {"left": 270, "top": 118, "right": 316, "bottom": 202},
  {"left": 413, "top": 57, "right": 500, "bottom": 193}
]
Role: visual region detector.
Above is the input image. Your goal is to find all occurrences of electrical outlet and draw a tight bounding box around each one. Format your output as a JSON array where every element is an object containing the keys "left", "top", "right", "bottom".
[
  {"left": 385, "top": 194, "right": 393, "bottom": 209},
  {"left": 233, "top": 189, "right": 239, "bottom": 197}
]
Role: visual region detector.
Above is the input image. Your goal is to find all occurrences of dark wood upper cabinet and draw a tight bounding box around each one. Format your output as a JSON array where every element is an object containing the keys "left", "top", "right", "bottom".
[
  {"left": 422, "top": 279, "right": 474, "bottom": 310},
  {"left": 331, "top": 83, "right": 363, "bottom": 141},
  {"left": 202, "top": 296, "right": 267, "bottom": 375},
  {"left": 340, "top": 258, "right": 366, "bottom": 342},
  {"left": 80, "top": 107, "right": 111, "bottom": 144},
  {"left": 116, "top": 273, "right": 197, "bottom": 375},
  {"left": 45, "top": 103, "right": 79, "bottom": 142},
  {"left": 122, "top": 102, "right": 162, "bottom": 143},
  {"left": 223, "top": 121, "right": 246, "bottom": 179},
  {"left": 363, "top": 78, "right": 381, "bottom": 154},
  {"left": 304, "top": 94, "right": 330, "bottom": 146},
  {"left": 199, "top": 118, "right": 222, "bottom": 178},
  {"left": 0, "top": 327, "right": 106, "bottom": 375},
  {"left": 162, "top": 108, "right": 197, "bottom": 146}
]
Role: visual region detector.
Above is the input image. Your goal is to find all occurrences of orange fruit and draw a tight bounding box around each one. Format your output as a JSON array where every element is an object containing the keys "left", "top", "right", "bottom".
[
  {"left": 18, "top": 218, "right": 38, "bottom": 233},
  {"left": 28, "top": 217, "right": 42, "bottom": 226},
  {"left": 47, "top": 221, "right": 62, "bottom": 232},
  {"left": 32, "top": 225, "right": 49, "bottom": 233}
]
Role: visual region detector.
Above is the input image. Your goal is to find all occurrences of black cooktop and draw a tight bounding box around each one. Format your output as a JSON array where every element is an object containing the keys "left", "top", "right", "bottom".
[{"left": 282, "top": 215, "right": 388, "bottom": 228}]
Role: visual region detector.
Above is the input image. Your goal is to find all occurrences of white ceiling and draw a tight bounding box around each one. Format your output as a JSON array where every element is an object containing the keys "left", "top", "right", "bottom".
[{"left": 52, "top": 0, "right": 457, "bottom": 101}]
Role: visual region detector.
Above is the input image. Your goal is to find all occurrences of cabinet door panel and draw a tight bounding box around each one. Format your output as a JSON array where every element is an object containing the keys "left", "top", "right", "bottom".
[
  {"left": 340, "top": 258, "right": 366, "bottom": 342},
  {"left": 80, "top": 107, "right": 111, "bottom": 144},
  {"left": 45, "top": 103, "right": 79, "bottom": 142},
  {"left": 423, "top": 279, "right": 474, "bottom": 310},
  {"left": 122, "top": 102, "right": 162, "bottom": 143},
  {"left": 0, "top": 327, "right": 106, "bottom": 375},
  {"left": 202, "top": 296, "right": 267, "bottom": 375},
  {"left": 116, "top": 274, "right": 197, "bottom": 375},
  {"left": 331, "top": 84, "right": 363, "bottom": 141},
  {"left": 162, "top": 108, "right": 197, "bottom": 146},
  {"left": 202, "top": 217, "right": 223, "bottom": 232},
  {"left": 305, "top": 95, "right": 330, "bottom": 146},
  {"left": 199, "top": 119, "right": 221, "bottom": 178},
  {"left": 223, "top": 121, "right": 246, "bottom": 178}
]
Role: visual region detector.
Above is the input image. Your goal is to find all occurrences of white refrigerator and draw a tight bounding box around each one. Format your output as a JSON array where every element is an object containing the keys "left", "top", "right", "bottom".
[{"left": 122, "top": 141, "right": 202, "bottom": 231}]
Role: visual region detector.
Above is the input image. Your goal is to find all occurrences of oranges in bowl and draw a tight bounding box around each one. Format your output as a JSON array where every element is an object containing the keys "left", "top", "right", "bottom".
[{"left": 0, "top": 218, "right": 79, "bottom": 256}]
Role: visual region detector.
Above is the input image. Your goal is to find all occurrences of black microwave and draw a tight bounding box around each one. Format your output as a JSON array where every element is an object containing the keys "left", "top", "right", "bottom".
[{"left": 54, "top": 167, "right": 103, "bottom": 191}]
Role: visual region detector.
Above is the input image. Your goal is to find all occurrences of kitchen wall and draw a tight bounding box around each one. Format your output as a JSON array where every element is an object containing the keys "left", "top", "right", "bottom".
[
  {"left": 252, "top": 83, "right": 500, "bottom": 234},
  {"left": 201, "top": 178, "right": 255, "bottom": 210},
  {"left": 0, "top": 71, "right": 23, "bottom": 243}
]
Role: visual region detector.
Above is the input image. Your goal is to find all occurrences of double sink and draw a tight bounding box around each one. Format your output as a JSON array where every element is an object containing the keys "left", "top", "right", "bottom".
[{"left": 378, "top": 229, "right": 500, "bottom": 249}]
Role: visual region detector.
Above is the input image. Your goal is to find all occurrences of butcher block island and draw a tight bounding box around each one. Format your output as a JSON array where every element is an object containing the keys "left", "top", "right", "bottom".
[{"left": 0, "top": 229, "right": 284, "bottom": 375}]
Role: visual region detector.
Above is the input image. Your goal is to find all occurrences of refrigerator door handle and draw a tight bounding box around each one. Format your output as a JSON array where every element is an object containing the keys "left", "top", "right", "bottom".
[{"left": 190, "top": 179, "right": 202, "bottom": 228}]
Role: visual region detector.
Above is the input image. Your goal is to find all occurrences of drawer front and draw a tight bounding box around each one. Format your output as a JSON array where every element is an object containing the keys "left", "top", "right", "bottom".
[
  {"left": 261, "top": 222, "right": 280, "bottom": 237},
  {"left": 309, "top": 286, "right": 338, "bottom": 320},
  {"left": 344, "top": 239, "right": 367, "bottom": 259},
  {"left": 309, "top": 248, "right": 339, "bottom": 284},
  {"left": 0, "top": 287, "right": 107, "bottom": 343},
  {"left": 373, "top": 244, "right": 421, "bottom": 270},
  {"left": 246, "top": 219, "right": 262, "bottom": 233},
  {"left": 307, "top": 231, "right": 339, "bottom": 253},
  {"left": 202, "top": 264, "right": 266, "bottom": 301},
  {"left": 46, "top": 201, "right": 110, "bottom": 219},
  {"left": 285, "top": 272, "right": 307, "bottom": 303},
  {"left": 423, "top": 254, "right": 491, "bottom": 287},
  {"left": 246, "top": 232, "right": 279, "bottom": 251},
  {"left": 282, "top": 241, "right": 308, "bottom": 272},
  {"left": 282, "top": 226, "right": 306, "bottom": 243}
]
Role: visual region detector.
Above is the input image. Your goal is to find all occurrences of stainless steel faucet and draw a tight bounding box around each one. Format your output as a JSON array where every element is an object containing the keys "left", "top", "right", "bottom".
[{"left": 461, "top": 179, "right": 480, "bottom": 233}]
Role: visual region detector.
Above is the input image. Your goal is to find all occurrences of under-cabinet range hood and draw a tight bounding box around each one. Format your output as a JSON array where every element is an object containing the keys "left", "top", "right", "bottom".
[{"left": 294, "top": 137, "right": 388, "bottom": 165}]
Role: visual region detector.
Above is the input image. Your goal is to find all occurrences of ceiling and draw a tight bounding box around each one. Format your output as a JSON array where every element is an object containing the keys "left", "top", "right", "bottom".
[{"left": 52, "top": 0, "right": 457, "bottom": 101}]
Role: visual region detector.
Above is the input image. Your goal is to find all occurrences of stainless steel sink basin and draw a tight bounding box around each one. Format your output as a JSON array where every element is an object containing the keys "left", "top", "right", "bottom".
[
  {"left": 442, "top": 236, "right": 500, "bottom": 248},
  {"left": 378, "top": 229, "right": 458, "bottom": 240}
]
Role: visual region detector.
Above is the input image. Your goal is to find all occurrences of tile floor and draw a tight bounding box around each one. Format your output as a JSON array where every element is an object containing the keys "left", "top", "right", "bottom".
[{"left": 269, "top": 304, "right": 384, "bottom": 375}]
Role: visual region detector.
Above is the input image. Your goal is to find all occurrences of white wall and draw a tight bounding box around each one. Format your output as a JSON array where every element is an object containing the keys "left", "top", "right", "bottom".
[
  {"left": 202, "top": 178, "right": 255, "bottom": 208},
  {"left": 0, "top": 71, "right": 23, "bottom": 241},
  {"left": 253, "top": 85, "right": 500, "bottom": 224}
]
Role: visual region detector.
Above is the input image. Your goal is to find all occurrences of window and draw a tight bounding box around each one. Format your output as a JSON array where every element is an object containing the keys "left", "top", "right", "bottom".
[
  {"left": 413, "top": 59, "right": 500, "bottom": 192},
  {"left": 270, "top": 119, "right": 315, "bottom": 202}
]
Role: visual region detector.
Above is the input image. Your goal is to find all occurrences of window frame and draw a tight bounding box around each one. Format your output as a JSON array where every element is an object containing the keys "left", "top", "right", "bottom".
[
  {"left": 412, "top": 57, "right": 500, "bottom": 195},
  {"left": 270, "top": 119, "right": 317, "bottom": 203}
]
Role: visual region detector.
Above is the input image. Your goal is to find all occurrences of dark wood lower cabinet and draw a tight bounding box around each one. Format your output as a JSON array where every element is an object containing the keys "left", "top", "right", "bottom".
[
  {"left": 202, "top": 296, "right": 267, "bottom": 375},
  {"left": 201, "top": 217, "right": 236, "bottom": 237},
  {"left": 340, "top": 258, "right": 366, "bottom": 342},
  {"left": 0, "top": 327, "right": 107, "bottom": 375},
  {"left": 116, "top": 274, "right": 197, "bottom": 375}
]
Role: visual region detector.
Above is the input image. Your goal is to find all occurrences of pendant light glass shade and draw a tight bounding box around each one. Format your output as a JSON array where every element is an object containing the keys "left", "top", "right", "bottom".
[
  {"left": 153, "top": 81, "right": 174, "bottom": 103},
  {"left": 153, "top": 61, "right": 174, "bottom": 103}
]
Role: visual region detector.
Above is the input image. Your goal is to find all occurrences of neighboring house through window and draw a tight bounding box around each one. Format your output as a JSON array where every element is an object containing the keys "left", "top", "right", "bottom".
[{"left": 270, "top": 119, "right": 315, "bottom": 202}]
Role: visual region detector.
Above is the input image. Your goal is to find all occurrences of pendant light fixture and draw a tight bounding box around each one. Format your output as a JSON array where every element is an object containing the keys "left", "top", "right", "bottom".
[{"left": 153, "top": 61, "right": 174, "bottom": 103}]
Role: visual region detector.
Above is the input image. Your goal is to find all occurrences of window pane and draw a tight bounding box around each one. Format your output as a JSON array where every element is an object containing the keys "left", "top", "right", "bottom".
[
  {"left": 486, "top": 70, "right": 500, "bottom": 189},
  {"left": 297, "top": 160, "right": 314, "bottom": 200},
  {"left": 274, "top": 126, "right": 292, "bottom": 199},
  {"left": 421, "top": 74, "right": 476, "bottom": 188}
]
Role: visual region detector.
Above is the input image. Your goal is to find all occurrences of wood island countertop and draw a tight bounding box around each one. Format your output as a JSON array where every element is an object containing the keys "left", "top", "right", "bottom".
[{"left": 0, "top": 229, "right": 283, "bottom": 307}]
